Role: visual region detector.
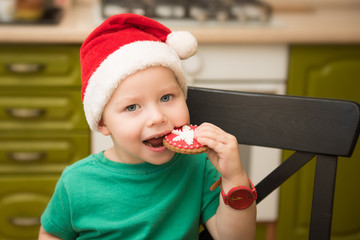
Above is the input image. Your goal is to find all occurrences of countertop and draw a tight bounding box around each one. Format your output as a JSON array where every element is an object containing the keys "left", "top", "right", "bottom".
[{"left": 1, "top": 2, "right": 360, "bottom": 44}]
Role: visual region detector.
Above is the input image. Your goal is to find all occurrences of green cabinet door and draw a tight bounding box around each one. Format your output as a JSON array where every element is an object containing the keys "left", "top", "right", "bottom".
[
  {"left": 0, "top": 176, "right": 59, "bottom": 240},
  {"left": 0, "top": 45, "right": 81, "bottom": 87},
  {"left": 0, "top": 89, "right": 88, "bottom": 131},
  {"left": 277, "top": 45, "right": 360, "bottom": 240},
  {"left": 0, "top": 132, "right": 90, "bottom": 173}
]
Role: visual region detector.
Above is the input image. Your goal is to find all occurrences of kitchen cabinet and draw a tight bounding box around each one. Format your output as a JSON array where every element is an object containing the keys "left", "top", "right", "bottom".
[
  {"left": 0, "top": 44, "right": 90, "bottom": 240},
  {"left": 277, "top": 45, "right": 360, "bottom": 240}
]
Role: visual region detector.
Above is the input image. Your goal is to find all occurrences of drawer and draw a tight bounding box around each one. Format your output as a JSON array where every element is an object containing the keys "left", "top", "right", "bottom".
[
  {"left": 0, "top": 176, "right": 58, "bottom": 240},
  {"left": 0, "top": 89, "right": 88, "bottom": 131},
  {"left": 0, "top": 133, "right": 90, "bottom": 173},
  {"left": 0, "top": 45, "right": 80, "bottom": 87}
]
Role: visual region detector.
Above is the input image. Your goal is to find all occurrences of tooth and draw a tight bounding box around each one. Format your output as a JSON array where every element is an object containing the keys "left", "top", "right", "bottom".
[{"left": 145, "top": 142, "right": 153, "bottom": 147}]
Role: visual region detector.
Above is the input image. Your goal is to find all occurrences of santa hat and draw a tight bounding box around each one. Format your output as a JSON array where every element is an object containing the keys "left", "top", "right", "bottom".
[{"left": 80, "top": 13, "right": 197, "bottom": 132}]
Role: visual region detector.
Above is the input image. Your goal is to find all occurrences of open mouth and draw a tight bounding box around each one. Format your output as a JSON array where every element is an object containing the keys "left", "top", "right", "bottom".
[{"left": 143, "top": 136, "right": 165, "bottom": 148}]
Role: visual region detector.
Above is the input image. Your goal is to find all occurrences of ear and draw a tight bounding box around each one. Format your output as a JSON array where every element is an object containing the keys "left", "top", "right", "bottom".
[{"left": 97, "top": 119, "right": 111, "bottom": 136}]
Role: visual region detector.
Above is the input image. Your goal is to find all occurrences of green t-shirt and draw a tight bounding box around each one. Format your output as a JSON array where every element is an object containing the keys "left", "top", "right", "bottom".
[{"left": 41, "top": 152, "right": 220, "bottom": 239}]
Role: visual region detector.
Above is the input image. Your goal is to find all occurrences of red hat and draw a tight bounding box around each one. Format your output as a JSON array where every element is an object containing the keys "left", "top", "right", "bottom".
[{"left": 80, "top": 13, "right": 197, "bottom": 131}]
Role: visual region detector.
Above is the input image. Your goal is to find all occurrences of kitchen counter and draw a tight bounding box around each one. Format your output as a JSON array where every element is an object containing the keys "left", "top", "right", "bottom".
[{"left": 1, "top": 2, "right": 360, "bottom": 44}]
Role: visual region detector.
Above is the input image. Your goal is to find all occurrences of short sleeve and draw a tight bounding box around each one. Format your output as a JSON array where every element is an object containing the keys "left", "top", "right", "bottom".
[
  {"left": 200, "top": 155, "right": 220, "bottom": 224},
  {"left": 41, "top": 174, "right": 78, "bottom": 240}
]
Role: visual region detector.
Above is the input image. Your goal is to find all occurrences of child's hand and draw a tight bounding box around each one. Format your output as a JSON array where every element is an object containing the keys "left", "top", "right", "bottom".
[{"left": 194, "top": 122, "right": 247, "bottom": 186}]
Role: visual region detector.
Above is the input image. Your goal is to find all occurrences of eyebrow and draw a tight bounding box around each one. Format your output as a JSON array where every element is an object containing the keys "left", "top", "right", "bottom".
[
  {"left": 159, "top": 83, "right": 182, "bottom": 93},
  {"left": 113, "top": 96, "right": 139, "bottom": 106}
]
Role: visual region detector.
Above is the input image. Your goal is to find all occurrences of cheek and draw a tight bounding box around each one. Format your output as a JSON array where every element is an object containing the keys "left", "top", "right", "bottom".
[
  {"left": 110, "top": 123, "right": 143, "bottom": 149},
  {"left": 171, "top": 101, "right": 190, "bottom": 125},
  {"left": 107, "top": 116, "right": 143, "bottom": 140}
]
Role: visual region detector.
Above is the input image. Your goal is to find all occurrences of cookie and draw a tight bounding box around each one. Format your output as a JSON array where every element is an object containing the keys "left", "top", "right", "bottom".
[{"left": 163, "top": 125, "right": 208, "bottom": 154}]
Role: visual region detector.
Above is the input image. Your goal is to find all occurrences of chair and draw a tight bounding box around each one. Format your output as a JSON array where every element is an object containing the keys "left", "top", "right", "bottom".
[{"left": 187, "top": 87, "right": 360, "bottom": 240}]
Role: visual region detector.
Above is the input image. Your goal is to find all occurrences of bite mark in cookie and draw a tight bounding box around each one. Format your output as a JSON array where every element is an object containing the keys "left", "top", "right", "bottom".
[{"left": 163, "top": 125, "right": 208, "bottom": 154}]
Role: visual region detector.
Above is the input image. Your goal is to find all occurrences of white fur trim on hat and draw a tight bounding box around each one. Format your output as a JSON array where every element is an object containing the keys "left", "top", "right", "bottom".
[{"left": 83, "top": 41, "right": 188, "bottom": 132}]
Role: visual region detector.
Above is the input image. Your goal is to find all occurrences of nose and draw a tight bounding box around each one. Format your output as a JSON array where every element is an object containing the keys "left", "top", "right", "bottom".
[{"left": 146, "top": 105, "right": 168, "bottom": 127}]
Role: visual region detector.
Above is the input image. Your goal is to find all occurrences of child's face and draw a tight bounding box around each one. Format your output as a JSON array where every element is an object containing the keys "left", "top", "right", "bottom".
[{"left": 99, "top": 66, "right": 190, "bottom": 165}]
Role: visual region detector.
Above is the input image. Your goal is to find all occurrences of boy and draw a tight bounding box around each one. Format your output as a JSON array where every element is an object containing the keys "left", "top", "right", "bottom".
[{"left": 39, "top": 13, "right": 256, "bottom": 240}]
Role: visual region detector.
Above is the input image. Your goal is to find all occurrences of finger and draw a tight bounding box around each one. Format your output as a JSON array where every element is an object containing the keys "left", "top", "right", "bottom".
[
  {"left": 196, "top": 136, "right": 224, "bottom": 151},
  {"left": 196, "top": 123, "right": 227, "bottom": 141},
  {"left": 196, "top": 126, "right": 234, "bottom": 145}
]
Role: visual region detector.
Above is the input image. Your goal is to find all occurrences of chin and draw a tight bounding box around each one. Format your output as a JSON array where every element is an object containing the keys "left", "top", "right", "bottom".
[{"left": 146, "top": 150, "right": 175, "bottom": 165}]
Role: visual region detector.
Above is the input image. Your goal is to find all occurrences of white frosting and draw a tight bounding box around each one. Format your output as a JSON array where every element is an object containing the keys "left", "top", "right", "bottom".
[{"left": 171, "top": 125, "right": 194, "bottom": 145}]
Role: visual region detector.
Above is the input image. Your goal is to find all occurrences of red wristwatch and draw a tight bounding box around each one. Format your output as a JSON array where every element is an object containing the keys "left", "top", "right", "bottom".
[{"left": 212, "top": 177, "right": 257, "bottom": 210}]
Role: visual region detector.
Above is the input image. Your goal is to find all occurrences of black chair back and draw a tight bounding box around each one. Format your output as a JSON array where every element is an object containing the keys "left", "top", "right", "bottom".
[{"left": 187, "top": 87, "right": 360, "bottom": 240}]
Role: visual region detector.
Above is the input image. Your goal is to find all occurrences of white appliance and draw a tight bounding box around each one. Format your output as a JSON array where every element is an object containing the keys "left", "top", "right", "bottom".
[
  {"left": 92, "top": 43, "right": 288, "bottom": 223},
  {"left": 184, "top": 44, "right": 288, "bottom": 223}
]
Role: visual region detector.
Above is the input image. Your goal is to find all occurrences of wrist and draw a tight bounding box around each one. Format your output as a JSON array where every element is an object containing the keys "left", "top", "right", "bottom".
[
  {"left": 220, "top": 177, "right": 257, "bottom": 210},
  {"left": 210, "top": 174, "right": 257, "bottom": 210},
  {"left": 221, "top": 172, "right": 249, "bottom": 193}
]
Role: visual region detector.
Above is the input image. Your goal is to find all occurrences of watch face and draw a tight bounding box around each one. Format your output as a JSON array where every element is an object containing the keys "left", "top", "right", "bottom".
[{"left": 228, "top": 189, "right": 255, "bottom": 210}]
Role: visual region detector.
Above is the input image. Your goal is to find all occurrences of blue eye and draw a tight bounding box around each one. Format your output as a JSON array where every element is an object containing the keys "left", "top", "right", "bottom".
[
  {"left": 161, "top": 94, "right": 172, "bottom": 102},
  {"left": 126, "top": 104, "right": 140, "bottom": 112}
]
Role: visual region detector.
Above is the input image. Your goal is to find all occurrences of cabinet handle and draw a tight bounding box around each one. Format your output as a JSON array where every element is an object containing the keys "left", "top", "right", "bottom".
[
  {"left": 6, "top": 108, "right": 46, "bottom": 118},
  {"left": 5, "top": 63, "right": 45, "bottom": 73},
  {"left": 8, "top": 217, "right": 40, "bottom": 227},
  {"left": 8, "top": 152, "right": 46, "bottom": 162}
]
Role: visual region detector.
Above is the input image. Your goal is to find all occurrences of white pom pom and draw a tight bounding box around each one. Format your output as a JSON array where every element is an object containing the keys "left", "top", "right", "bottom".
[{"left": 166, "top": 31, "right": 198, "bottom": 60}]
